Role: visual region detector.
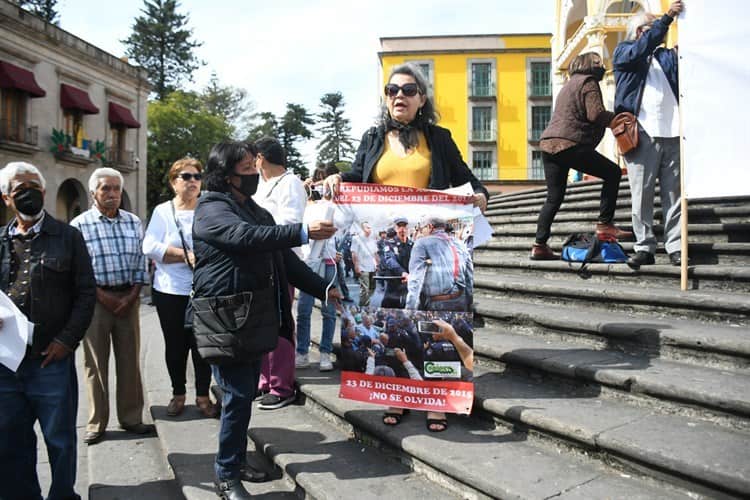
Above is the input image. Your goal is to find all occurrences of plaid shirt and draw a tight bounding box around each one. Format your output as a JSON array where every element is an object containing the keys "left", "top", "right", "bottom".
[{"left": 70, "top": 206, "right": 148, "bottom": 287}]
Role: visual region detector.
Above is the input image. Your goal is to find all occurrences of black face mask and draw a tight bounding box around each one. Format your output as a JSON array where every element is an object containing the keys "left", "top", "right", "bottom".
[
  {"left": 591, "top": 66, "right": 606, "bottom": 81},
  {"left": 231, "top": 173, "right": 260, "bottom": 198},
  {"left": 13, "top": 188, "right": 44, "bottom": 217}
]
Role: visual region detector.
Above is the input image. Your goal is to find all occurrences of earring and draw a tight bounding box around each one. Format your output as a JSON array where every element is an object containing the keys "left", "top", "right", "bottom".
[{"left": 418, "top": 107, "right": 423, "bottom": 117}]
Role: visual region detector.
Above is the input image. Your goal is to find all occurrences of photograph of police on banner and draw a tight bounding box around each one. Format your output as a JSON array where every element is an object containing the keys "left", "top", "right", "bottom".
[
  {"left": 367, "top": 214, "right": 475, "bottom": 311},
  {"left": 339, "top": 306, "right": 474, "bottom": 383}
]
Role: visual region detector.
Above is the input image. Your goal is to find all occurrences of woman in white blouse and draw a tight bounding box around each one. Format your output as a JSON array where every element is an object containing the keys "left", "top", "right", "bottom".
[{"left": 143, "top": 158, "right": 215, "bottom": 418}]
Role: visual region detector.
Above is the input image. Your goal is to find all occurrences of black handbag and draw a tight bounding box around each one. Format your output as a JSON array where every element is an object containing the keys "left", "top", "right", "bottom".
[
  {"left": 192, "top": 288, "right": 279, "bottom": 365},
  {"left": 170, "top": 200, "right": 195, "bottom": 330}
]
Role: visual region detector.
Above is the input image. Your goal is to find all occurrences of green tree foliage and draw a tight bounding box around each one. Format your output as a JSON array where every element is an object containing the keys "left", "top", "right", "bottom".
[
  {"left": 18, "top": 0, "right": 59, "bottom": 23},
  {"left": 146, "top": 91, "right": 232, "bottom": 211},
  {"left": 122, "top": 0, "right": 203, "bottom": 100},
  {"left": 246, "top": 112, "right": 279, "bottom": 142},
  {"left": 316, "top": 92, "right": 356, "bottom": 164},
  {"left": 202, "top": 73, "right": 254, "bottom": 139},
  {"left": 279, "top": 103, "right": 315, "bottom": 178}
]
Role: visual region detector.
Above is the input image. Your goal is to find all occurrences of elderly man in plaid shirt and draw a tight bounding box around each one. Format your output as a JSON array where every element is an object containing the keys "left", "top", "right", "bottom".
[{"left": 70, "top": 167, "right": 151, "bottom": 445}]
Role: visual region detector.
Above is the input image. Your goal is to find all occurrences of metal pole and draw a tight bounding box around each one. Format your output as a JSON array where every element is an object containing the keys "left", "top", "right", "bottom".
[{"left": 677, "top": 40, "right": 689, "bottom": 291}]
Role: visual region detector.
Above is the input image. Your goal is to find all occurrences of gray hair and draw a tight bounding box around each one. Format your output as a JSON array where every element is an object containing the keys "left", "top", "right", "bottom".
[
  {"left": 88, "top": 167, "right": 123, "bottom": 193},
  {"left": 378, "top": 62, "right": 439, "bottom": 127},
  {"left": 626, "top": 12, "right": 657, "bottom": 41},
  {"left": 424, "top": 215, "right": 447, "bottom": 229},
  {"left": 0, "top": 161, "right": 46, "bottom": 195}
]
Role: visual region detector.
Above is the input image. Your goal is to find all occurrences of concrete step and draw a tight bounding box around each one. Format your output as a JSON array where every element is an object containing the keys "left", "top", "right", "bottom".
[
  {"left": 472, "top": 294, "right": 750, "bottom": 370},
  {"left": 293, "top": 363, "right": 697, "bottom": 500},
  {"left": 472, "top": 255, "right": 750, "bottom": 293},
  {"left": 485, "top": 204, "right": 750, "bottom": 226},
  {"left": 249, "top": 399, "right": 461, "bottom": 500},
  {"left": 475, "top": 241, "right": 750, "bottom": 265},
  {"left": 471, "top": 327, "right": 750, "bottom": 420},
  {"left": 473, "top": 271, "right": 750, "bottom": 321},
  {"left": 490, "top": 222, "right": 750, "bottom": 242},
  {"left": 472, "top": 367, "right": 750, "bottom": 498}
]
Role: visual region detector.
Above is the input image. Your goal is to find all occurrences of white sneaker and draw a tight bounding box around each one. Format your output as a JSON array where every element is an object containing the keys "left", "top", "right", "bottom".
[
  {"left": 295, "top": 352, "right": 309, "bottom": 369},
  {"left": 319, "top": 352, "right": 333, "bottom": 372}
]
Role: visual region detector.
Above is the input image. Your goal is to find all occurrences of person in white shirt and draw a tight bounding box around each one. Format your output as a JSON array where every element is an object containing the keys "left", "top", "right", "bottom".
[
  {"left": 252, "top": 137, "right": 307, "bottom": 409},
  {"left": 614, "top": 1, "right": 684, "bottom": 269},
  {"left": 351, "top": 222, "right": 379, "bottom": 307},
  {"left": 143, "top": 158, "right": 216, "bottom": 418}
]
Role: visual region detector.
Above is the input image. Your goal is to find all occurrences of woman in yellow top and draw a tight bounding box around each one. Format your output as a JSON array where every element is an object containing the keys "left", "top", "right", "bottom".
[{"left": 325, "top": 63, "right": 488, "bottom": 432}]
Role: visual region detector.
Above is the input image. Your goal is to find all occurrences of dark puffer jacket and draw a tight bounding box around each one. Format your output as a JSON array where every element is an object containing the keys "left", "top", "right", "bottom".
[{"left": 192, "top": 191, "right": 327, "bottom": 362}]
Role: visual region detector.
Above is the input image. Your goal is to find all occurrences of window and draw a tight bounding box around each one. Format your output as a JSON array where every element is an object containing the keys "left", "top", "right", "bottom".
[
  {"left": 472, "top": 150, "right": 494, "bottom": 180},
  {"left": 63, "top": 110, "right": 84, "bottom": 144},
  {"left": 407, "top": 60, "right": 434, "bottom": 96},
  {"left": 531, "top": 106, "right": 551, "bottom": 141},
  {"left": 530, "top": 150, "right": 544, "bottom": 180},
  {"left": 471, "top": 63, "right": 492, "bottom": 97},
  {"left": 1, "top": 88, "right": 27, "bottom": 142},
  {"left": 472, "top": 106, "right": 494, "bottom": 141},
  {"left": 110, "top": 127, "right": 127, "bottom": 164},
  {"left": 531, "top": 62, "right": 551, "bottom": 96}
]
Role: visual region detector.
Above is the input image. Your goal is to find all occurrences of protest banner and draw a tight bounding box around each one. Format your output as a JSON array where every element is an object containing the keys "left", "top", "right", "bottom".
[{"left": 326, "top": 183, "right": 475, "bottom": 415}]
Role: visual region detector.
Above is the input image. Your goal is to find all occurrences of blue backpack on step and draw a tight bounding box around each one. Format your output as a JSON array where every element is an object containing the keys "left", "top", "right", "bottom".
[{"left": 561, "top": 233, "right": 628, "bottom": 278}]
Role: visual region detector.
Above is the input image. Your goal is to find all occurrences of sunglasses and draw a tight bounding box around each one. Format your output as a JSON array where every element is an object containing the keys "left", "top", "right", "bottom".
[
  {"left": 384, "top": 83, "right": 420, "bottom": 98},
  {"left": 177, "top": 173, "right": 202, "bottom": 181}
]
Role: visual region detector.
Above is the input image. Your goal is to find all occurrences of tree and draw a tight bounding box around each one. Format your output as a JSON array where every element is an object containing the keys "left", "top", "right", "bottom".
[
  {"left": 18, "top": 0, "right": 59, "bottom": 23},
  {"left": 122, "top": 0, "right": 203, "bottom": 100},
  {"left": 146, "top": 91, "right": 232, "bottom": 210},
  {"left": 316, "top": 92, "right": 356, "bottom": 164},
  {"left": 278, "top": 103, "right": 315, "bottom": 178},
  {"left": 202, "top": 73, "right": 254, "bottom": 139},
  {"left": 246, "top": 112, "right": 279, "bottom": 142}
]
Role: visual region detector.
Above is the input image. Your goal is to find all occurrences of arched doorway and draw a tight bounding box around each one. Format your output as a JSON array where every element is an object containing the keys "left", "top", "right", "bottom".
[
  {"left": 120, "top": 189, "right": 132, "bottom": 213},
  {"left": 56, "top": 178, "right": 87, "bottom": 222}
]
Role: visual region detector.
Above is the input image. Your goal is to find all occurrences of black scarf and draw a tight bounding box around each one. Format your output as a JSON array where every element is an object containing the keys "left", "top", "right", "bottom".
[{"left": 386, "top": 118, "right": 421, "bottom": 151}]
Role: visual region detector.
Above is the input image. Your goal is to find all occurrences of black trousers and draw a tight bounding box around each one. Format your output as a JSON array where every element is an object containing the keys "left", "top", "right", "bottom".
[
  {"left": 535, "top": 145, "right": 621, "bottom": 244},
  {"left": 152, "top": 289, "right": 211, "bottom": 397}
]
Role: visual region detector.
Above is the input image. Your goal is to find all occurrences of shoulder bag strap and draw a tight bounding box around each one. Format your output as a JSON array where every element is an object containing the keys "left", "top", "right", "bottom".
[{"left": 171, "top": 200, "right": 194, "bottom": 271}]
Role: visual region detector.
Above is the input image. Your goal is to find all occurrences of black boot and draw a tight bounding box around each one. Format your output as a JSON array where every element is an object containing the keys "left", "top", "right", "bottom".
[{"left": 216, "top": 479, "right": 251, "bottom": 499}]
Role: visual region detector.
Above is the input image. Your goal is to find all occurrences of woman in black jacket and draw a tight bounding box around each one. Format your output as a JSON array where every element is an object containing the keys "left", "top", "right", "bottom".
[
  {"left": 325, "top": 63, "right": 489, "bottom": 209},
  {"left": 192, "top": 141, "right": 341, "bottom": 500},
  {"left": 322, "top": 63, "right": 487, "bottom": 433}
]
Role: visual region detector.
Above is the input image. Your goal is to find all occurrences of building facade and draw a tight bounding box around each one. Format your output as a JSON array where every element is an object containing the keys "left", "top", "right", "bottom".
[
  {"left": 0, "top": 0, "right": 149, "bottom": 223},
  {"left": 380, "top": 34, "right": 552, "bottom": 194},
  {"left": 551, "top": 0, "right": 676, "bottom": 163}
]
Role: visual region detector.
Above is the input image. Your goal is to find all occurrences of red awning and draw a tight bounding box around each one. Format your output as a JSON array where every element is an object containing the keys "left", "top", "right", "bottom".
[
  {"left": 0, "top": 61, "right": 45, "bottom": 97},
  {"left": 108, "top": 102, "right": 141, "bottom": 128},
  {"left": 60, "top": 84, "right": 99, "bottom": 114}
]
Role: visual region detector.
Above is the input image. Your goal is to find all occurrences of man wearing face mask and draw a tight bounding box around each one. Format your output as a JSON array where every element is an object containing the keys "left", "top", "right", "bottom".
[
  {"left": 530, "top": 51, "right": 631, "bottom": 260},
  {"left": 0, "top": 162, "right": 96, "bottom": 500},
  {"left": 70, "top": 168, "right": 151, "bottom": 445}
]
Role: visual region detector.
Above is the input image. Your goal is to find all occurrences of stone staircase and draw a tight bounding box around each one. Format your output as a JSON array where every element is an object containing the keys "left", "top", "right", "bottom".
[
  {"left": 284, "top": 179, "right": 750, "bottom": 499},
  {"left": 142, "top": 178, "right": 750, "bottom": 499}
]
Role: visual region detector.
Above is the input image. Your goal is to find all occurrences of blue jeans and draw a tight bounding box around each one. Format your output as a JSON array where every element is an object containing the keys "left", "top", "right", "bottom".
[
  {"left": 296, "top": 263, "right": 336, "bottom": 355},
  {"left": 211, "top": 360, "right": 261, "bottom": 481},
  {"left": 0, "top": 355, "right": 80, "bottom": 500}
]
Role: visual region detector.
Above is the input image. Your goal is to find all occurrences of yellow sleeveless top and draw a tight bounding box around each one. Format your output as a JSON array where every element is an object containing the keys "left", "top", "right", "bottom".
[{"left": 372, "top": 131, "right": 431, "bottom": 188}]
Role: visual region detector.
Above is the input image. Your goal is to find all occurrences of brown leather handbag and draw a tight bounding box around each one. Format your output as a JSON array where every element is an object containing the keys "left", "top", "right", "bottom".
[{"left": 611, "top": 112, "right": 639, "bottom": 155}]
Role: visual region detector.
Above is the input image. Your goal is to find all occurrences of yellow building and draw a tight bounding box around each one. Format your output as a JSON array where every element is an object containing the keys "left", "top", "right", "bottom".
[
  {"left": 379, "top": 34, "right": 552, "bottom": 193},
  {"left": 552, "top": 0, "right": 677, "bottom": 162}
]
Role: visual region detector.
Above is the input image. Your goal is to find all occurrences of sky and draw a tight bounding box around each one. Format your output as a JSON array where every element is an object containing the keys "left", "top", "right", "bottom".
[{"left": 55, "top": 0, "right": 555, "bottom": 164}]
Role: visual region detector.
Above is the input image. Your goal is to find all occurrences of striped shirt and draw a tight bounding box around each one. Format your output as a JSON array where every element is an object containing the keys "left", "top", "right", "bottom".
[{"left": 70, "top": 206, "right": 148, "bottom": 287}]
